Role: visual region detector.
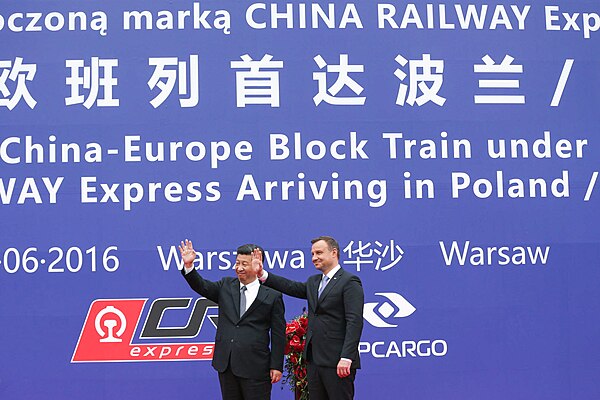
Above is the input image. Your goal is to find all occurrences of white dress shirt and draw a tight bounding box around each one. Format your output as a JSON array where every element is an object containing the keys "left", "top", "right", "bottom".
[{"left": 240, "top": 277, "right": 260, "bottom": 313}]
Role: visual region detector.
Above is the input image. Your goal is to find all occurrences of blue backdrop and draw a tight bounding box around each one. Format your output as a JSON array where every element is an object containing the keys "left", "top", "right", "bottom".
[{"left": 1, "top": 1, "right": 599, "bottom": 399}]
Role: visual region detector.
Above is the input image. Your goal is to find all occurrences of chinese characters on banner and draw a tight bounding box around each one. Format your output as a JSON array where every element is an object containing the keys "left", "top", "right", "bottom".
[{"left": 0, "top": 54, "right": 574, "bottom": 110}]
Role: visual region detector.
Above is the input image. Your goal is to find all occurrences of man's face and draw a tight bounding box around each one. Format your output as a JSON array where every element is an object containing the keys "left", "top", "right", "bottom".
[
  {"left": 311, "top": 240, "right": 338, "bottom": 273},
  {"left": 235, "top": 254, "right": 257, "bottom": 284}
]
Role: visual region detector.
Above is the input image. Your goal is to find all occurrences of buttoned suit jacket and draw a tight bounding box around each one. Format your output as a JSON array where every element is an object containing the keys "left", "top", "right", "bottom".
[
  {"left": 264, "top": 268, "right": 364, "bottom": 369},
  {"left": 183, "top": 269, "right": 286, "bottom": 380}
]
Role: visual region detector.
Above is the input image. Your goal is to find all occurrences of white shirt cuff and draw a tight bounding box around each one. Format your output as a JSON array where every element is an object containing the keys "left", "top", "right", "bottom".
[{"left": 259, "top": 270, "right": 269, "bottom": 282}]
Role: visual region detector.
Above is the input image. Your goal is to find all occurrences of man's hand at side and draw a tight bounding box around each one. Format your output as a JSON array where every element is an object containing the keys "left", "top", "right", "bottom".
[
  {"left": 270, "top": 369, "right": 282, "bottom": 383},
  {"left": 337, "top": 359, "right": 352, "bottom": 378}
]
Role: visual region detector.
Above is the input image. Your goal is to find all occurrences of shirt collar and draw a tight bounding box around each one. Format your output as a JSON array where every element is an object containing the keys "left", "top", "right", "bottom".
[
  {"left": 241, "top": 277, "right": 260, "bottom": 290},
  {"left": 323, "top": 264, "right": 341, "bottom": 280}
]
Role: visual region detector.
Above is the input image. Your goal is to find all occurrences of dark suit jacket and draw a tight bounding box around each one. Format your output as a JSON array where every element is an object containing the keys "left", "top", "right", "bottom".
[
  {"left": 264, "top": 267, "right": 364, "bottom": 369},
  {"left": 183, "top": 269, "right": 285, "bottom": 380}
]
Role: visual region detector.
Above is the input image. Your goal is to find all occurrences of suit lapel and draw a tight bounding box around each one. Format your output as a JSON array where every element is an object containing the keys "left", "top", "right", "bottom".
[
  {"left": 309, "top": 275, "right": 320, "bottom": 309},
  {"left": 317, "top": 269, "right": 343, "bottom": 303},
  {"left": 241, "top": 285, "right": 268, "bottom": 320},
  {"left": 231, "top": 280, "right": 241, "bottom": 319}
]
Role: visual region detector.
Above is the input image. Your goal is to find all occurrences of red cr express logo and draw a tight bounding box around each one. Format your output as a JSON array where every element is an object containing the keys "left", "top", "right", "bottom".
[{"left": 72, "top": 298, "right": 217, "bottom": 362}]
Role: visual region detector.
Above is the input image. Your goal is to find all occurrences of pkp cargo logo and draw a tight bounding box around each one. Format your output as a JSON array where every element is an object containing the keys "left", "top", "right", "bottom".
[
  {"left": 363, "top": 292, "right": 416, "bottom": 328},
  {"left": 72, "top": 298, "right": 217, "bottom": 363}
]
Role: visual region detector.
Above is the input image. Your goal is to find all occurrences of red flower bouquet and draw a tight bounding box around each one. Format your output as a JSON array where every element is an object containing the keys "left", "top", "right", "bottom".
[{"left": 282, "top": 311, "right": 309, "bottom": 400}]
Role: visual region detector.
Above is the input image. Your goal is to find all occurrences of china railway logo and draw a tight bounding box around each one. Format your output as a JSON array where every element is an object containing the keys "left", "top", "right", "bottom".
[{"left": 72, "top": 298, "right": 218, "bottom": 363}]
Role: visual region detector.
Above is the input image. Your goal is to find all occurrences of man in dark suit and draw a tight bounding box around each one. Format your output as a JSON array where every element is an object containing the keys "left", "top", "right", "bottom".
[
  {"left": 254, "top": 236, "right": 364, "bottom": 400},
  {"left": 179, "top": 239, "right": 285, "bottom": 400}
]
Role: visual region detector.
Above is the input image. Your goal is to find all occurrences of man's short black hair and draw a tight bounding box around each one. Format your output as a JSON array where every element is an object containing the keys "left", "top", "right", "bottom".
[{"left": 237, "top": 243, "right": 264, "bottom": 259}]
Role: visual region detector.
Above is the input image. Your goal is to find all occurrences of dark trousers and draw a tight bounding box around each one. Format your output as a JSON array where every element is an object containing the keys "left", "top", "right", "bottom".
[
  {"left": 307, "top": 362, "right": 356, "bottom": 400},
  {"left": 218, "top": 366, "right": 271, "bottom": 400}
]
